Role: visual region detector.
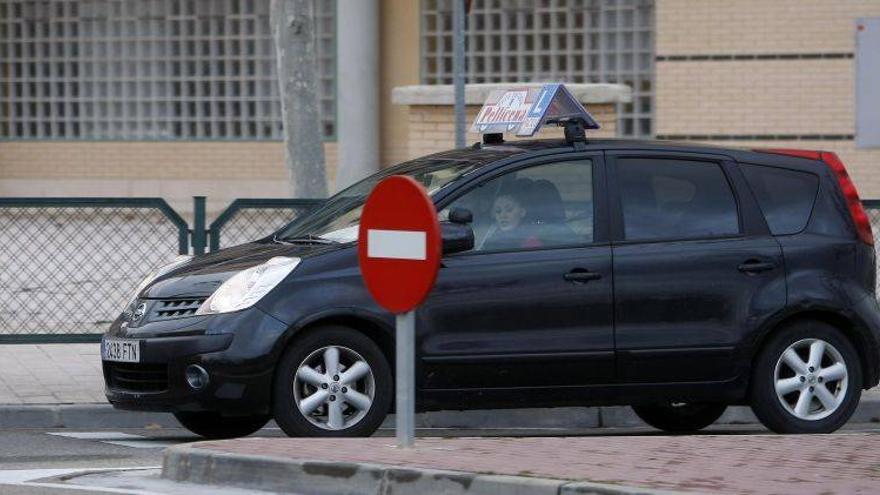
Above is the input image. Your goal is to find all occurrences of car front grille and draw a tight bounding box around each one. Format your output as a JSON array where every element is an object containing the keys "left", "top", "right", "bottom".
[
  {"left": 153, "top": 298, "right": 206, "bottom": 319},
  {"left": 104, "top": 362, "right": 169, "bottom": 393}
]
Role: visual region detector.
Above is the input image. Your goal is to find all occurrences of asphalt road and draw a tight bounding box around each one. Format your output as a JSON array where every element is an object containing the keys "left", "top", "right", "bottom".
[{"left": 1, "top": 423, "right": 879, "bottom": 494}]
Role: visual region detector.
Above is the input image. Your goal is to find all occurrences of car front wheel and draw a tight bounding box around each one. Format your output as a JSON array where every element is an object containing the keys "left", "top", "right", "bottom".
[
  {"left": 632, "top": 403, "right": 727, "bottom": 433},
  {"left": 273, "top": 326, "right": 392, "bottom": 437},
  {"left": 750, "top": 321, "right": 862, "bottom": 434},
  {"left": 173, "top": 412, "right": 270, "bottom": 439}
]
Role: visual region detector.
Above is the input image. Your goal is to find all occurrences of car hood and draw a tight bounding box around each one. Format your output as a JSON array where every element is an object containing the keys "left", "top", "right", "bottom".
[{"left": 142, "top": 241, "right": 344, "bottom": 299}]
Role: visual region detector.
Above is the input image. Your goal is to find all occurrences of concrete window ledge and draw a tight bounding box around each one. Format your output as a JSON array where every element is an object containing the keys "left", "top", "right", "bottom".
[
  {"left": 391, "top": 83, "right": 632, "bottom": 106},
  {"left": 391, "top": 83, "right": 632, "bottom": 160}
]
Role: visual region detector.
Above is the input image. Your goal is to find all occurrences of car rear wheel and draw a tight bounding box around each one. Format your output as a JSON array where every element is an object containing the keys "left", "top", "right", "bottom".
[
  {"left": 632, "top": 403, "right": 727, "bottom": 433},
  {"left": 750, "top": 321, "right": 862, "bottom": 434},
  {"left": 273, "top": 326, "right": 392, "bottom": 437},
  {"left": 173, "top": 412, "right": 270, "bottom": 439}
]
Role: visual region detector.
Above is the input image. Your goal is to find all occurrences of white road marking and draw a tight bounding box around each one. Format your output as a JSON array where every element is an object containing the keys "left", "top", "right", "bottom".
[
  {"left": 367, "top": 229, "right": 427, "bottom": 260},
  {"left": 47, "top": 431, "right": 178, "bottom": 449}
]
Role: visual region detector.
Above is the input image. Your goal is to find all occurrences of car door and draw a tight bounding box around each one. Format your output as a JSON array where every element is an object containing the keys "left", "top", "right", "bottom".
[
  {"left": 608, "top": 152, "right": 786, "bottom": 383},
  {"left": 416, "top": 153, "right": 615, "bottom": 390}
]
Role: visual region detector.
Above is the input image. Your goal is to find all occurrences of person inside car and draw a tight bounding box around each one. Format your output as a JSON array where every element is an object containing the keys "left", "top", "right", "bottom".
[{"left": 481, "top": 182, "right": 542, "bottom": 251}]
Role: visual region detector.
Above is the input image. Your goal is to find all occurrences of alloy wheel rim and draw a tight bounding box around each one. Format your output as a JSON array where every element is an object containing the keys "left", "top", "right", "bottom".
[
  {"left": 773, "top": 338, "right": 848, "bottom": 421},
  {"left": 293, "top": 345, "right": 376, "bottom": 431}
]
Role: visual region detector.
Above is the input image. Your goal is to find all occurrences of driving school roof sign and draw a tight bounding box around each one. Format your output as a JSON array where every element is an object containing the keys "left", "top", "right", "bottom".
[{"left": 470, "top": 83, "right": 600, "bottom": 137}]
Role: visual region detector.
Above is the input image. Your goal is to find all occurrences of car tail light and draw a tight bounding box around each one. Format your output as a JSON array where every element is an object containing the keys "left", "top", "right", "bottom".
[{"left": 755, "top": 148, "right": 874, "bottom": 246}]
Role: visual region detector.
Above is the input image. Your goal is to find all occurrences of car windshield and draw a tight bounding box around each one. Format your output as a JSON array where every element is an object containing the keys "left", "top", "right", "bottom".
[{"left": 275, "top": 159, "right": 482, "bottom": 243}]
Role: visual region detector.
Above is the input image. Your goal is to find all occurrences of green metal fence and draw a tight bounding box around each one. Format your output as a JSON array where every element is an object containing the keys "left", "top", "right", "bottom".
[
  {"left": 0, "top": 197, "right": 877, "bottom": 343},
  {"left": 863, "top": 201, "right": 880, "bottom": 246},
  {"left": 206, "top": 198, "right": 324, "bottom": 253},
  {"left": 0, "top": 196, "right": 323, "bottom": 343},
  {"left": 0, "top": 198, "right": 188, "bottom": 343}
]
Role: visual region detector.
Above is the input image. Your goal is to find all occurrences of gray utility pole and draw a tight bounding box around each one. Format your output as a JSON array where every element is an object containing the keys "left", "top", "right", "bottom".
[
  {"left": 271, "top": 0, "right": 328, "bottom": 198},
  {"left": 335, "top": 0, "right": 380, "bottom": 191},
  {"left": 453, "top": 0, "right": 467, "bottom": 149}
]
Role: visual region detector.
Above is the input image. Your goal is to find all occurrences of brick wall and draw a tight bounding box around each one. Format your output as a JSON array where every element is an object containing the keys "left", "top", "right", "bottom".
[
  {"left": 655, "top": 0, "right": 880, "bottom": 196},
  {"left": 0, "top": 141, "right": 339, "bottom": 213},
  {"left": 657, "top": 59, "right": 853, "bottom": 136},
  {"left": 657, "top": 0, "right": 879, "bottom": 56},
  {"left": 403, "top": 103, "right": 617, "bottom": 160},
  {"left": 0, "top": 141, "right": 338, "bottom": 180}
]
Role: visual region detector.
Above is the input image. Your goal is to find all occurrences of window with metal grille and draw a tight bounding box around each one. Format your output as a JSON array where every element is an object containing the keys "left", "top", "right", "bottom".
[
  {"left": 420, "top": 0, "right": 654, "bottom": 138},
  {"left": 0, "top": 0, "right": 336, "bottom": 140}
]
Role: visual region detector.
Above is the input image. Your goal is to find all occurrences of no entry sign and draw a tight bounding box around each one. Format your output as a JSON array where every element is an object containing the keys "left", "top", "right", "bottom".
[
  {"left": 358, "top": 175, "right": 441, "bottom": 449},
  {"left": 358, "top": 175, "right": 441, "bottom": 314}
]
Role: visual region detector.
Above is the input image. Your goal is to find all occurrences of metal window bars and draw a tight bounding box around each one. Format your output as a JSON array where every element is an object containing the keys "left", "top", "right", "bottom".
[
  {"left": 420, "top": 0, "right": 655, "bottom": 138},
  {"left": 0, "top": 0, "right": 337, "bottom": 140}
]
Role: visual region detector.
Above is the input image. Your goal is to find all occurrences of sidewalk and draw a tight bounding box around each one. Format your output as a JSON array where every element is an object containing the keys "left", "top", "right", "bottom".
[
  {"left": 0, "top": 344, "right": 104, "bottom": 404},
  {"left": 164, "top": 434, "right": 880, "bottom": 494}
]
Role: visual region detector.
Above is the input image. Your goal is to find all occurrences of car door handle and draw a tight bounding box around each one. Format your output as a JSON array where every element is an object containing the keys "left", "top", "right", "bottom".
[
  {"left": 563, "top": 269, "right": 602, "bottom": 283},
  {"left": 738, "top": 260, "right": 776, "bottom": 273}
]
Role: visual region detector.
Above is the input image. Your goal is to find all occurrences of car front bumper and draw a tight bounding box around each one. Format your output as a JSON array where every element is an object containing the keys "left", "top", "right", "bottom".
[{"left": 102, "top": 305, "right": 289, "bottom": 416}]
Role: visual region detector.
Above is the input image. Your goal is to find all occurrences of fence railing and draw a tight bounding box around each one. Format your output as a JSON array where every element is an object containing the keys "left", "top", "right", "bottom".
[
  {"left": 0, "top": 196, "right": 322, "bottom": 343},
  {"left": 1, "top": 197, "right": 879, "bottom": 343},
  {"left": 0, "top": 198, "right": 189, "bottom": 343},
  {"left": 206, "top": 198, "right": 325, "bottom": 253}
]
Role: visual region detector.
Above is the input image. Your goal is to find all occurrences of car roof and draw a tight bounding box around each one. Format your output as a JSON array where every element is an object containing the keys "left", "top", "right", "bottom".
[
  {"left": 388, "top": 137, "right": 824, "bottom": 178},
  {"left": 478, "top": 137, "right": 808, "bottom": 159}
]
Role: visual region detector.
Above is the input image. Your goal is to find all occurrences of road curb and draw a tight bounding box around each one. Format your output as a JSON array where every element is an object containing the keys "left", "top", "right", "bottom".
[
  {"left": 1, "top": 399, "right": 878, "bottom": 430},
  {"left": 0, "top": 404, "right": 179, "bottom": 429},
  {"left": 162, "top": 443, "right": 684, "bottom": 495}
]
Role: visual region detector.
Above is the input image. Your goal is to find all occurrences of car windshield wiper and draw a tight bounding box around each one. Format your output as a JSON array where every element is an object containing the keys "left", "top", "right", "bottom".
[{"left": 273, "top": 234, "right": 338, "bottom": 245}]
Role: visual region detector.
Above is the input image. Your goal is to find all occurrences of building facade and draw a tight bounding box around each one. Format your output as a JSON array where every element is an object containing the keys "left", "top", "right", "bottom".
[
  {"left": 654, "top": 0, "right": 880, "bottom": 197},
  {"left": 1, "top": 0, "right": 878, "bottom": 212}
]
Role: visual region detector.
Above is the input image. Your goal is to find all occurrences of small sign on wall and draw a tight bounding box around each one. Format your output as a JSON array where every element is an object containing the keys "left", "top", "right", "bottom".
[{"left": 857, "top": 18, "right": 880, "bottom": 149}]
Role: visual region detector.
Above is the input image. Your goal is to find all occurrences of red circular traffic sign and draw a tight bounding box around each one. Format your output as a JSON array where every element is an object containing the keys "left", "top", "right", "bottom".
[{"left": 358, "top": 175, "right": 441, "bottom": 314}]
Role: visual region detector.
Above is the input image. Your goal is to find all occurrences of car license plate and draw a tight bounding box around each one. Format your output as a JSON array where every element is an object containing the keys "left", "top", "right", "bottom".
[{"left": 102, "top": 338, "right": 141, "bottom": 363}]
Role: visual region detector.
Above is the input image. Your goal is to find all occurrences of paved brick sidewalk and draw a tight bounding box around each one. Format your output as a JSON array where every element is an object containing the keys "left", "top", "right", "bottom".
[
  {"left": 193, "top": 434, "right": 880, "bottom": 494},
  {"left": 0, "top": 344, "right": 104, "bottom": 404}
]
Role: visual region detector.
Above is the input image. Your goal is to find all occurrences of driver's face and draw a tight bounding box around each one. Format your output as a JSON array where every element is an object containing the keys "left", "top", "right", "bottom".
[{"left": 493, "top": 195, "right": 526, "bottom": 231}]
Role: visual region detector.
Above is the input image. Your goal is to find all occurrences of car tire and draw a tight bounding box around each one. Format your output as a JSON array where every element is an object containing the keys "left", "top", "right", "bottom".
[
  {"left": 750, "top": 320, "right": 862, "bottom": 434},
  {"left": 273, "top": 326, "right": 393, "bottom": 437},
  {"left": 632, "top": 403, "right": 727, "bottom": 433},
  {"left": 173, "top": 412, "right": 270, "bottom": 439}
]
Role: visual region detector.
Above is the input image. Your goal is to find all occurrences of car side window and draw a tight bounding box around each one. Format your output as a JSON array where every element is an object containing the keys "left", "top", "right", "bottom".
[
  {"left": 617, "top": 158, "right": 740, "bottom": 241},
  {"left": 441, "top": 160, "right": 594, "bottom": 252},
  {"left": 740, "top": 163, "right": 819, "bottom": 235}
]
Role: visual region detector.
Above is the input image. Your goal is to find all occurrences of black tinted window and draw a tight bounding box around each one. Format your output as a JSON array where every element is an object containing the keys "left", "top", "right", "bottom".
[
  {"left": 618, "top": 158, "right": 740, "bottom": 241},
  {"left": 741, "top": 164, "right": 819, "bottom": 235}
]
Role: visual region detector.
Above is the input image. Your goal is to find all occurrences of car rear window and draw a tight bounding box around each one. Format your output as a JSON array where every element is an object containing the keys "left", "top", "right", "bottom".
[{"left": 740, "top": 163, "right": 819, "bottom": 235}]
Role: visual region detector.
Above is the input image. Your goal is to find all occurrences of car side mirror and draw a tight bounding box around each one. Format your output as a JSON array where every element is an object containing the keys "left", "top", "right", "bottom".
[
  {"left": 441, "top": 221, "right": 474, "bottom": 255},
  {"left": 449, "top": 207, "right": 473, "bottom": 225}
]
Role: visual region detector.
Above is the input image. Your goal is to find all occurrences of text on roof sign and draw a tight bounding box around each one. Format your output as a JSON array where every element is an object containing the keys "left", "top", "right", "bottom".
[{"left": 470, "top": 83, "right": 601, "bottom": 138}]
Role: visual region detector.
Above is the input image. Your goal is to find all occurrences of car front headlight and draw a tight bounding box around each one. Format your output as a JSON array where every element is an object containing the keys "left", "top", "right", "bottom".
[
  {"left": 196, "top": 256, "right": 301, "bottom": 315},
  {"left": 129, "top": 254, "right": 193, "bottom": 304}
]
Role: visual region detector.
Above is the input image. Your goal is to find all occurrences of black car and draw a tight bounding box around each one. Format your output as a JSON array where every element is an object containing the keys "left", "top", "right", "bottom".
[{"left": 102, "top": 137, "right": 880, "bottom": 438}]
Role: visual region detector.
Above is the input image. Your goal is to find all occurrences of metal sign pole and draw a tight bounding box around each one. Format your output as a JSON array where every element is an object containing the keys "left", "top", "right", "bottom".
[
  {"left": 395, "top": 310, "right": 416, "bottom": 448},
  {"left": 452, "top": 0, "right": 466, "bottom": 149}
]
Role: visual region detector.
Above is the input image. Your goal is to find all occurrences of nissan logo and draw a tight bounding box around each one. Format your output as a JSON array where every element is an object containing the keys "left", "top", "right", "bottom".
[{"left": 131, "top": 303, "right": 147, "bottom": 322}]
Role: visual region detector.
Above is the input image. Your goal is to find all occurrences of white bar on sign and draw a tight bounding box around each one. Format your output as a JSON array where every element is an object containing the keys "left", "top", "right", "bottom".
[{"left": 368, "top": 229, "right": 427, "bottom": 260}]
